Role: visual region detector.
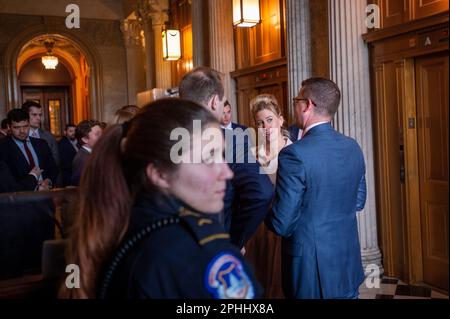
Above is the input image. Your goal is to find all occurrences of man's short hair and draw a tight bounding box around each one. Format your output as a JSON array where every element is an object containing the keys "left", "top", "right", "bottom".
[
  {"left": 75, "top": 120, "right": 100, "bottom": 145},
  {"left": 21, "top": 101, "right": 42, "bottom": 113},
  {"left": 179, "top": 66, "right": 225, "bottom": 106},
  {"left": 301, "top": 78, "right": 341, "bottom": 117},
  {"left": 65, "top": 123, "right": 76, "bottom": 130},
  {"left": 7, "top": 108, "right": 29, "bottom": 124},
  {"left": 1, "top": 118, "right": 9, "bottom": 129}
]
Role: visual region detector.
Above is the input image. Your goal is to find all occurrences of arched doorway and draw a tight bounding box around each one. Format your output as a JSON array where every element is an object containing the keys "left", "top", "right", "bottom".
[
  {"left": 17, "top": 35, "right": 91, "bottom": 131},
  {"left": 2, "top": 25, "right": 104, "bottom": 121},
  {"left": 19, "top": 58, "right": 72, "bottom": 137}
]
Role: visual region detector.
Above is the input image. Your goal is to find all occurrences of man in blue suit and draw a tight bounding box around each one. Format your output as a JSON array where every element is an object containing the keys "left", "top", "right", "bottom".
[
  {"left": 266, "top": 78, "right": 366, "bottom": 299},
  {"left": 0, "top": 109, "right": 58, "bottom": 189},
  {"left": 179, "top": 67, "right": 274, "bottom": 249}
]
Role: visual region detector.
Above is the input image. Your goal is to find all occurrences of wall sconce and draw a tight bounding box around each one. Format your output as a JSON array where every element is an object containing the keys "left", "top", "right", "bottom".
[
  {"left": 41, "top": 39, "right": 59, "bottom": 69},
  {"left": 233, "top": 0, "right": 261, "bottom": 28},
  {"left": 162, "top": 27, "right": 181, "bottom": 61}
]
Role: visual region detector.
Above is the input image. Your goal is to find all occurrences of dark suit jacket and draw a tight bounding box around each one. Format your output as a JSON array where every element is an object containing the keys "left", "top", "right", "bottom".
[
  {"left": 58, "top": 137, "right": 78, "bottom": 187},
  {"left": 38, "top": 129, "right": 60, "bottom": 166},
  {"left": 267, "top": 123, "right": 366, "bottom": 299},
  {"left": 231, "top": 122, "right": 247, "bottom": 131},
  {"left": 223, "top": 128, "right": 274, "bottom": 248},
  {"left": 70, "top": 147, "right": 90, "bottom": 186},
  {"left": 0, "top": 161, "right": 37, "bottom": 193},
  {"left": 0, "top": 136, "right": 58, "bottom": 185},
  {"left": 288, "top": 124, "right": 300, "bottom": 142}
]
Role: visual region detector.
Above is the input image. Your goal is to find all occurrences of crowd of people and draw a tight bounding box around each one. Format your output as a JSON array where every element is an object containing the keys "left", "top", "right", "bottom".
[{"left": 0, "top": 66, "right": 367, "bottom": 300}]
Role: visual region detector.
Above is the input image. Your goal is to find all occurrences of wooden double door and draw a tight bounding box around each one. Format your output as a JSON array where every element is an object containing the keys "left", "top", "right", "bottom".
[
  {"left": 21, "top": 86, "right": 72, "bottom": 137},
  {"left": 415, "top": 54, "right": 448, "bottom": 290}
]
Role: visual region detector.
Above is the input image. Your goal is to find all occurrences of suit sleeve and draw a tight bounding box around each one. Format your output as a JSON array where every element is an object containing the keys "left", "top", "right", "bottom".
[
  {"left": 356, "top": 175, "right": 367, "bottom": 212},
  {"left": 40, "top": 141, "right": 59, "bottom": 184},
  {"left": 227, "top": 135, "right": 274, "bottom": 248},
  {"left": 266, "top": 146, "right": 306, "bottom": 237}
]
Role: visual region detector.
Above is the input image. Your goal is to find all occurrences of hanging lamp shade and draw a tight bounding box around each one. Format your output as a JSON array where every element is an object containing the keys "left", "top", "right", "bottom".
[
  {"left": 233, "top": 0, "right": 261, "bottom": 28},
  {"left": 41, "top": 39, "right": 59, "bottom": 69},
  {"left": 162, "top": 28, "right": 181, "bottom": 61}
]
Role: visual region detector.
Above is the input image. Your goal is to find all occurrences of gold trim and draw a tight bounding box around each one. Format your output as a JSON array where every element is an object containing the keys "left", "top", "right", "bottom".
[{"left": 199, "top": 233, "right": 230, "bottom": 245}]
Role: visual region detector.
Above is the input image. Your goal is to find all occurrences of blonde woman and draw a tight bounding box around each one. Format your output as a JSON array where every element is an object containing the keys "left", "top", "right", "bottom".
[
  {"left": 250, "top": 94, "right": 292, "bottom": 184},
  {"left": 246, "top": 94, "right": 292, "bottom": 298}
]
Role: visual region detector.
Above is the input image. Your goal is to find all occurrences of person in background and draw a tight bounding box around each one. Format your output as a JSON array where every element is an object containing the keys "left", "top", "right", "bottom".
[
  {"left": 21, "top": 101, "right": 60, "bottom": 167},
  {"left": 70, "top": 120, "right": 102, "bottom": 186},
  {"left": 60, "top": 98, "right": 260, "bottom": 299},
  {"left": 0, "top": 109, "right": 57, "bottom": 190},
  {"left": 220, "top": 100, "right": 246, "bottom": 131},
  {"left": 113, "top": 105, "right": 140, "bottom": 124},
  {"left": 266, "top": 78, "right": 367, "bottom": 299},
  {"left": 58, "top": 124, "right": 78, "bottom": 187},
  {"left": 179, "top": 66, "right": 274, "bottom": 251},
  {"left": 0, "top": 118, "right": 10, "bottom": 142},
  {"left": 245, "top": 93, "right": 293, "bottom": 298}
]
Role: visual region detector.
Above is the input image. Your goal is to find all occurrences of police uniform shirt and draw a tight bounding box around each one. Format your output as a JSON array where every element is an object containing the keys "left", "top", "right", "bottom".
[{"left": 104, "top": 192, "right": 262, "bottom": 299}]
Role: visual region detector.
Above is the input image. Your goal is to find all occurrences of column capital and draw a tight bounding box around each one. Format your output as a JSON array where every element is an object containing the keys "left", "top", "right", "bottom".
[
  {"left": 121, "top": 19, "right": 144, "bottom": 47},
  {"left": 136, "top": 0, "right": 169, "bottom": 27}
]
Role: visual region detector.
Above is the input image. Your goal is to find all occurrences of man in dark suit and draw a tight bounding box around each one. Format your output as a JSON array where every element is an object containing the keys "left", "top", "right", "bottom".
[
  {"left": 21, "top": 101, "right": 60, "bottom": 167},
  {"left": 220, "top": 100, "right": 247, "bottom": 131},
  {"left": 0, "top": 109, "right": 58, "bottom": 189},
  {"left": 266, "top": 78, "right": 367, "bottom": 299},
  {"left": 58, "top": 124, "right": 78, "bottom": 187},
  {"left": 0, "top": 161, "right": 41, "bottom": 193},
  {"left": 287, "top": 124, "right": 302, "bottom": 142},
  {"left": 179, "top": 67, "right": 274, "bottom": 250},
  {"left": 70, "top": 120, "right": 102, "bottom": 186}
]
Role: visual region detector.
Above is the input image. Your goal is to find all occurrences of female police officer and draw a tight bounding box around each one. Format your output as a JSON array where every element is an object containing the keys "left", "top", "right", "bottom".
[{"left": 60, "top": 98, "right": 261, "bottom": 299}]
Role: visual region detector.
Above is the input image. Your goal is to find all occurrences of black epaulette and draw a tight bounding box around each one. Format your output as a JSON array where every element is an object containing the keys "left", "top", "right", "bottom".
[{"left": 178, "top": 207, "right": 230, "bottom": 247}]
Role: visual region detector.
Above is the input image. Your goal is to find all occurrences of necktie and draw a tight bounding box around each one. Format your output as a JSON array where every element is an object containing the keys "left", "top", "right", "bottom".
[
  {"left": 22, "top": 140, "right": 36, "bottom": 168},
  {"left": 32, "top": 130, "right": 39, "bottom": 138}
]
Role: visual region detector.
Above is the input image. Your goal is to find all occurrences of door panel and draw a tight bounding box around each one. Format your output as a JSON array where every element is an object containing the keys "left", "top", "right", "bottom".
[{"left": 415, "top": 54, "right": 449, "bottom": 290}]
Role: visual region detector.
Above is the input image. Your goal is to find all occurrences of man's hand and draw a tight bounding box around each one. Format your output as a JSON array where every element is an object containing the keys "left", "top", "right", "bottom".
[
  {"left": 38, "top": 178, "right": 52, "bottom": 191},
  {"left": 29, "top": 167, "right": 43, "bottom": 180}
]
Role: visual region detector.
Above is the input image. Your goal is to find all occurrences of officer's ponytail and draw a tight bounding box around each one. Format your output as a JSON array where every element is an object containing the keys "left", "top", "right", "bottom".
[{"left": 61, "top": 124, "right": 131, "bottom": 298}]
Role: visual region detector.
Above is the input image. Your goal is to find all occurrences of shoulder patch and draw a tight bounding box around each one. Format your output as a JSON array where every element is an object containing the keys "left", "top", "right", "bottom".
[{"left": 204, "top": 252, "right": 255, "bottom": 299}]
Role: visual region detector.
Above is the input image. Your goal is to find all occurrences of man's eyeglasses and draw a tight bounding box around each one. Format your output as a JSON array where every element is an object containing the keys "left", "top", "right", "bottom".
[{"left": 293, "top": 97, "right": 316, "bottom": 107}]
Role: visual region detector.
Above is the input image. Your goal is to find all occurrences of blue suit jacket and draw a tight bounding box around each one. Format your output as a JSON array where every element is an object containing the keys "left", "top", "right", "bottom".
[
  {"left": 0, "top": 136, "right": 58, "bottom": 184},
  {"left": 223, "top": 128, "right": 274, "bottom": 248},
  {"left": 58, "top": 137, "right": 78, "bottom": 187},
  {"left": 267, "top": 123, "right": 366, "bottom": 298}
]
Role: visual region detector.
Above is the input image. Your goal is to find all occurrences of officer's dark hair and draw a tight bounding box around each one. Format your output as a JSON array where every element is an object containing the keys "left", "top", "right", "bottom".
[
  {"left": 179, "top": 66, "right": 225, "bottom": 107},
  {"left": 1, "top": 118, "right": 9, "bottom": 129},
  {"left": 7, "top": 108, "right": 29, "bottom": 124},
  {"left": 21, "top": 100, "right": 42, "bottom": 113},
  {"left": 61, "top": 98, "right": 218, "bottom": 299},
  {"left": 300, "top": 77, "right": 341, "bottom": 117},
  {"left": 75, "top": 120, "right": 101, "bottom": 146}
]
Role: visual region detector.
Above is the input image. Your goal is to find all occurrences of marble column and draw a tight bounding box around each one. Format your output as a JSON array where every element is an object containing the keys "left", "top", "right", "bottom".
[
  {"left": 286, "top": 0, "right": 312, "bottom": 123},
  {"left": 150, "top": 6, "right": 172, "bottom": 89},
  {"left": 121, "top": 19, "right": 147, "bottom": 105},
  {"left": 137, "top": 0, "right": 156, "bottom": 89},
  {"left": 191, "top": 0, "right": 209, "bottom": 67},
  {"left": 208, "top": 0, "right": 237, "bottom": 120},
  {"left": 328, "top": 0, "right": 383, "bottom": 275}
]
